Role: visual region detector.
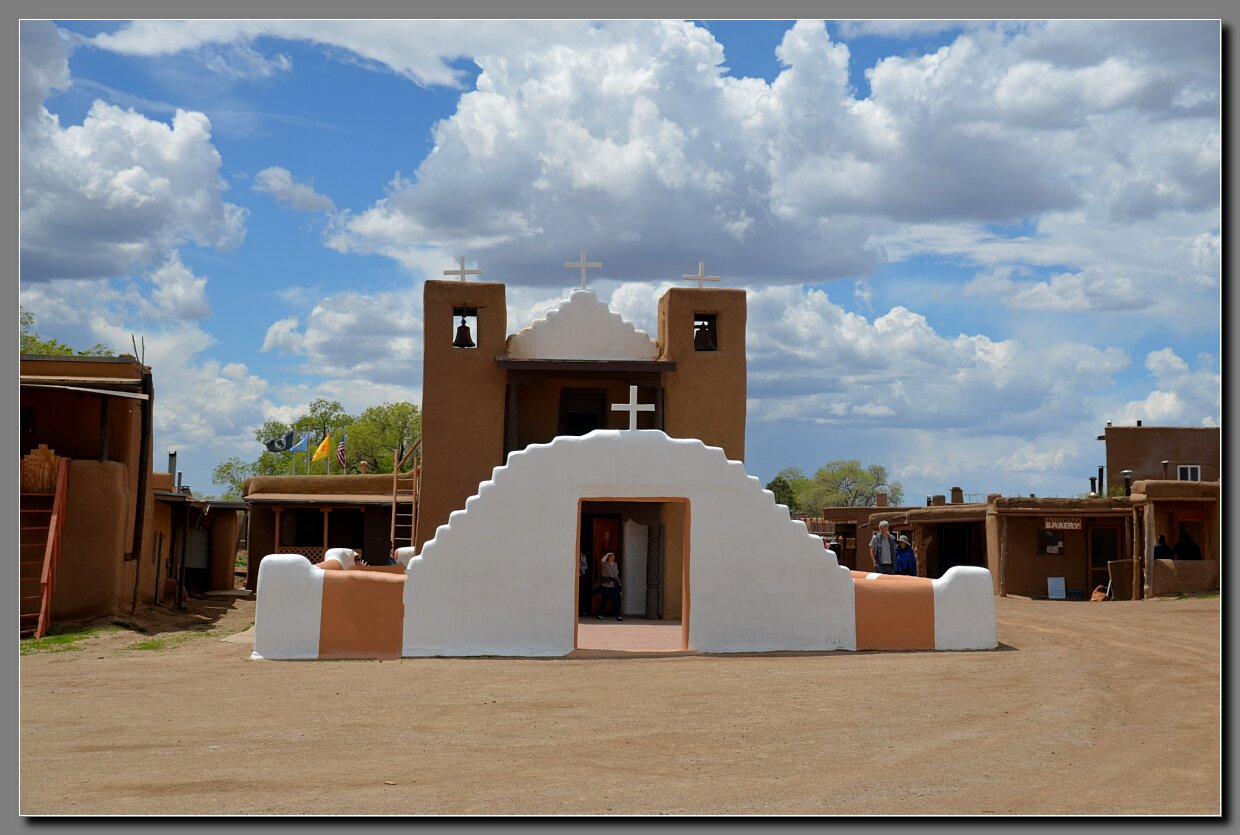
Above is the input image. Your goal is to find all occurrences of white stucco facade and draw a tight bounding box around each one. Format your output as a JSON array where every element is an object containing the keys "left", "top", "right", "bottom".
[
  {"left": 504, "top": 289, "right": 659, "bottom": 360},
  {"left": 403, "top": 430, "right": 856, "bottom": 656}
]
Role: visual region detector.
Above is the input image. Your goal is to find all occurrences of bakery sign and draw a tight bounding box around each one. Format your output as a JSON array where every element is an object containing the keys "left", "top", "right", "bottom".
[{"left": 1044, "top": 517, "right": 1082, "bottom": 531}]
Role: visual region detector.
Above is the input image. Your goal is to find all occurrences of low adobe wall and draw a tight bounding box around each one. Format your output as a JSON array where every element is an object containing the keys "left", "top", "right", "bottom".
[{"left": 1149, "top": 559, "right": 1219, "bottom": 597}]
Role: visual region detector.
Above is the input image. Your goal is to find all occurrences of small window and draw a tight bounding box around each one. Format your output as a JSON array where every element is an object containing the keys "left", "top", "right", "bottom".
[
  {"left": 1178, "top": 465, "right": 1201, "bottom": 481},
  {"left": 693, "top": 314, "right": 717, "bottom": 351},
  {"left": 21, "top": 408, "right": 34, "bottom": 433},
  {"left": 451, "top": 307, "right": 478, "bottom": 349},
  {"left": 1038, "top": 530, "right": 1064, "bottom": 555}
]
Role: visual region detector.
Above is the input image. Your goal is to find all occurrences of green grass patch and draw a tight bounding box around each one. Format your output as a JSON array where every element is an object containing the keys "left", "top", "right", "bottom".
[
  {"left": 1175, "top": 592, "right": 1219, "bottom": 600},
  {"left": 20, "top": 625, "right": 120, "bottom": 656},
  {"left": 121, "top": 630, "right": 215, "bottom": 652}
]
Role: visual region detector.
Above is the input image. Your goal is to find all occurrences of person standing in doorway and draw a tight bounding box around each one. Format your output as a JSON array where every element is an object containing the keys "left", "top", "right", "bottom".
[
  {"left": 578, "top": 552, "right": 592, "bottom": 616},
  {"left": 1173, "top": 531, "right": 1202, "bottom": 560},
  {"left": 869, "top": 520, "right": 897, "bottom": 574},
  {"left": 1153, "top": 535, "right": 1175, "bottom": 561},
  {"left": 595, "top": 551, "right": 623, "bottom": 621},
  {"left": 895, "top": 535, "right": 918, "bottom": 576}
]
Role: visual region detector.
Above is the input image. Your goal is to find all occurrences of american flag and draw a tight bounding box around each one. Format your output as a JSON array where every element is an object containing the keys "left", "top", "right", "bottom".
[{"left": 336, "top": 431, "right": 346, "bottom": 471}]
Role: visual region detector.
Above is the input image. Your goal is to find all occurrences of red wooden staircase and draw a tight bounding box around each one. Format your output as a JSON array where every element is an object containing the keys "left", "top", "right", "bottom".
[{"left": 20, "top": 458, "right": 69, "bottom": 639}]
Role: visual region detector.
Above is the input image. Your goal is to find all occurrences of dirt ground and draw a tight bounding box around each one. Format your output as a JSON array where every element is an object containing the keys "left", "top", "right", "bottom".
[{"left": 19, "top": 592, "right": 1220, "bottom": 816}]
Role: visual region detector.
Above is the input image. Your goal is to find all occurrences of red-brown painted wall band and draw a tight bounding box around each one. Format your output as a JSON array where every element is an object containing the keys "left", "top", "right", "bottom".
[
  {"left": 850, "top": 570, "right": 935, "bottom": 651},
  {"left": 317, "top": 570, "right": 406, "bottom": 660}
]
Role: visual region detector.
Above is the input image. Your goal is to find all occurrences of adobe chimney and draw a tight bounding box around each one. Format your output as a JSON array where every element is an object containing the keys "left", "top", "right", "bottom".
[
  {"left": 950, "top": 486, "right": 963, "bottom": 504},
  {"left": 876, "top": 491, "right": 888, "bottom": 507},
  {"left": 932, "top": 494, "right": 946, "bottom": 506}
]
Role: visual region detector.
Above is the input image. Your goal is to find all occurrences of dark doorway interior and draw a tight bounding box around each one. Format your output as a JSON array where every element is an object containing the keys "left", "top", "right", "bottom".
[
  {"left": 937, "top": 523, "right": 972, "bottom": 576},
  {"left": 1089, "top": 526, "right": 1120, "bottom": 591},
  {"left": 560, "top": 388, "right": 607, "bottom": 436}
]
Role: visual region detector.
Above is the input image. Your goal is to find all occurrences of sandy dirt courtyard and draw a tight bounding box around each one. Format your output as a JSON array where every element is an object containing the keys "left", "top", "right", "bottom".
[{"left": 19, "top": 592, "right": 1220, "bottom": 816}]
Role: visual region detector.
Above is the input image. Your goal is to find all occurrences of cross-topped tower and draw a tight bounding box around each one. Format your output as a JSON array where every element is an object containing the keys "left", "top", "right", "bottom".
[
  {"left": 564, "top": 247, "right": 603, "bottom": 290},
  {"left": 681, "top": 261, "right": 721, "bottom": 289},
  {"left": 444, "top": 256, "right": 481, "bottom": 282},
  {"left": 611, "top": 385, "right": 655, "bottom": 431}
]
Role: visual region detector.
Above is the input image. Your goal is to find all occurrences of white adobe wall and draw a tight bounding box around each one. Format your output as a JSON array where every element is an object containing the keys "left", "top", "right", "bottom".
[
  {"left": 404, "top": 430, "right": 856, "bottom": 656},
  {"left": 504, "top": 289, "right": 659, "bottom": 360},
  {"left": 933, "top": 566, "right": 998, "bottom": 650},
  {"left": 252, "top": 554, "right": 324, "bottom": 660}
]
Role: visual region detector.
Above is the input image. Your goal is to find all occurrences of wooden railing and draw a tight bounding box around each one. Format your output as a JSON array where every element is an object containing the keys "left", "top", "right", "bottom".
[{"left": 36, "top": 458, "right": 70, "bottom": 639}]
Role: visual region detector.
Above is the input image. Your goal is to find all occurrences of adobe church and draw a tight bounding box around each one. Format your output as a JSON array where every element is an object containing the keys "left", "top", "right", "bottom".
[{"left": 417, "top": 255, "right": 746, "bottom": 620}]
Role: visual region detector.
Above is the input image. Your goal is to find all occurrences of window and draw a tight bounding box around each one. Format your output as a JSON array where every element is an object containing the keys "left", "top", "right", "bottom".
[
  {"left": 1038, "top": 530, "right": 1064, "bottom": 555},
  {"left": 451, "top": 307, "right": 478, "bottom": 349},
  {"left": 1178, "top": 465, "right": 1201, "bottom": 481},
  {"left": 693, "top": 314, "right": 717, "bottom": 351}
]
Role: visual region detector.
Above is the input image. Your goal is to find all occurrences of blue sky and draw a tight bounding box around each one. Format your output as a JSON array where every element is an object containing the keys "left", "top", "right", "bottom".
[{"left": 19, "top": 19, "right": 1221, "bottom": 501}]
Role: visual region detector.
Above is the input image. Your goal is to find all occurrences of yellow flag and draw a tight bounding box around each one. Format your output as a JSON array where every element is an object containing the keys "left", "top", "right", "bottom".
[{"left": 311, "top": 434, "right": 332, "bottom": 462}]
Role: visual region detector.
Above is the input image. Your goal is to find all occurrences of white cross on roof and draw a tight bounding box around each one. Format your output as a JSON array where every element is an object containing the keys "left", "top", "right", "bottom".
[
  {"left": 611, "top": 385, "right": 654, "bottom": 431},
  {"left": 443, "top": 256, "right": 481, "bottom": 281},
  {"left": 564, "top": 247, "right": 602, "bottom": 290},
  {"left": 681, "top": 261, "right": 721, "bottom": 289}
]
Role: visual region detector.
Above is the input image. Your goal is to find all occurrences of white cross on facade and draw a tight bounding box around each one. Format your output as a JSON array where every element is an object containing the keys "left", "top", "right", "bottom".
[
  {"left": 611, "top": 385, "right": 655, "bottom": 431},
  {"left": 564, "top": 247, "right": 603, "bottom": 289},
  {"left": 681, "top": 261, "right": 721, "bottom": 289},
  {"left": 443, "top": 256, "right": 481, "bottom": 281}
]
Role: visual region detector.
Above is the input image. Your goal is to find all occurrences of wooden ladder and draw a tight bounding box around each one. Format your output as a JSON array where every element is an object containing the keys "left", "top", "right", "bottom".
[
  {"left": 390, "top": 437, "right": 422, "bottom": 558},
  {"left": 20, "top": 458, "right": 69, "bottom": 639}
]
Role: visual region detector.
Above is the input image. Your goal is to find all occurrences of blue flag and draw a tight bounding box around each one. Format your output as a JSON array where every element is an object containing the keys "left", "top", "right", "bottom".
[{"left": 289, "top": 433, "right": 310, "bottom": 453}]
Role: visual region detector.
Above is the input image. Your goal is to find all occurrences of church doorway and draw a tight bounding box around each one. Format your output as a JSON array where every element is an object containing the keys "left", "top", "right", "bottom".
[{"left": 574, "top": 498, "right": 689, "bottom": 652}]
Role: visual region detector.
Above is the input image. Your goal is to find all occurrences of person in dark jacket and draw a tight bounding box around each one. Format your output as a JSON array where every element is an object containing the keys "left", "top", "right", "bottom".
[
  {"left": 1152, "top": 535, "right": 1175, "bottom": 561},
  {"left": 1173, "top": 531, "right": 1202, "bottom": 560},
  {"left": 894, "top": 535, "right": 918, "bottom": 576}
]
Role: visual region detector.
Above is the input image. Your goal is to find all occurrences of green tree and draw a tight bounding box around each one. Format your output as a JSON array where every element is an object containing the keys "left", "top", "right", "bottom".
[
  {"left": 765, "top": 475, "right": 800, "bottom": 514},
  {"left": 797, "top": 460, "right": 904, "bottom": 512},
  {"left": 20, "top": 306, "right": 113, "bottom": 356},
  {"left": 211, "top": 457, "right": 259, "bottom": 499},
  {"left": 346, "top": 402, "right": 422, "bottom": 474}
]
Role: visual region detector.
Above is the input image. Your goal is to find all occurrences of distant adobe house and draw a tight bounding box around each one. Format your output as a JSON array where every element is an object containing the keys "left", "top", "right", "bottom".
[
  {"left": 19, "top": 354, "right": 241, "bottom": 635},
  {"left": 242, "top": 474, "right": 406, "bottom": 590},
  {"left": 1099, "top": 423, "right": 1220, "bottom": 490},
  {"left": 824, "top": 423, "right": 1220, "bottom": 600}
]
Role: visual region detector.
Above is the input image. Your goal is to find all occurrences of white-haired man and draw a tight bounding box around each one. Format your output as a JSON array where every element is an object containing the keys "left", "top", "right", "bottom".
[{"left": 869, "top": 520, "right": 897, "bottom": 574}]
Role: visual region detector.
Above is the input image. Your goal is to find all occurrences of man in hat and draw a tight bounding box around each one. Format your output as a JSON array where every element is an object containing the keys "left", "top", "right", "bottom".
[
  {"left": 869, "top": 520, "right": 897, "bottom": 574},
  {"left": 895, "top": 534, "right": 918, "bottom": 576}
]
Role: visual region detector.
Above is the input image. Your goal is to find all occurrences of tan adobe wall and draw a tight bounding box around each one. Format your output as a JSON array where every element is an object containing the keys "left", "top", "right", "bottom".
[
  {"left": 246, "top": 506, "right": 276, "bottom": 590},
  {"left": 144, "top": 500, "right": 173, "bottom": 604},
  {"left": 658, "top": 288, "right": 746, "bottom": 462},
  {"left": 997, "top": 514, "right": 1092, "bottom": 598},
  {"left": 244, "top": 474, "right": 398, "bottom": 497},
  {"left": 1149, "top": 559, "right": 1219, "bottom": 596},
  {"left": 209, "top": 511, "right": 240, "bottom": 591},
  {"left": 1104, "top": 426, "right": 1220, "bottom": 490},
  {"left": 661, "top": 500, "right": 688, "bottom": 620},
  {"left": 54, "top": 461, "right": 127, "bottom": 619},
  {"left": 418, "top": 280, "right": 508, "bottom": 548},
  {"left": 20, "top": 354, "right": 145, "bottom": 380}
]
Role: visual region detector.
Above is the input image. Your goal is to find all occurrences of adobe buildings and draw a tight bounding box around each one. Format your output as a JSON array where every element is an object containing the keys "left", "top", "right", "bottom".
[
  {"left": 835, "top": 424, "right": 1221, "bottom": 600},
  {"left": 20, "top": 354, "right": 241, "bottom": 629}
]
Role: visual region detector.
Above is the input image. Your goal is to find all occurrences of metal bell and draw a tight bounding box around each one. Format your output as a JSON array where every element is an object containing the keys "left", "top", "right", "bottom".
[
  {"left": 693, "top": 321, "right": 716, "bottom": 351},
  {"left": 452, "top": 317, "right": 475, "bottom": 348}
]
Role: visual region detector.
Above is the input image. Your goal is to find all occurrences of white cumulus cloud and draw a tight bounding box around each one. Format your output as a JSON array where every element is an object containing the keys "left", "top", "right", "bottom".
[{"left": 253, "top": 166, "right": 336, "bottom": 212}]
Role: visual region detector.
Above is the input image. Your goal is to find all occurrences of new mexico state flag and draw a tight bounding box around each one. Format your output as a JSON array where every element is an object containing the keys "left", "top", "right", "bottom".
[{"left": 311, "top": 434, "right": 332, "bottom": 462}]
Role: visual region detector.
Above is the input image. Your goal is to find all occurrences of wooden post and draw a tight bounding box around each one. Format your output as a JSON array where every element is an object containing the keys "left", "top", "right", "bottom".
[
  {"left": 322, "top": 508, "right": 330, "bottom": 553},
  {"left": 274, "top": 507, "right": 282, "bottom": 553},
  {"left": 1142, "top": 500, "right": 1155, "bottom": 600},
  {"left": 999, "top": 516, "right": 1008, "bottom": 597},
  {"left": 98, "top": 396, "right": 110, "bottom": 463}
]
